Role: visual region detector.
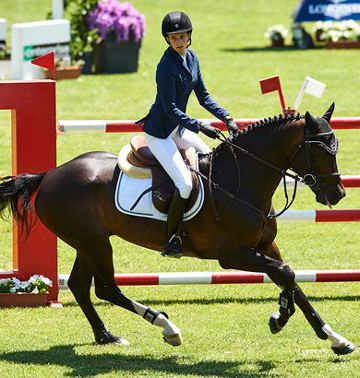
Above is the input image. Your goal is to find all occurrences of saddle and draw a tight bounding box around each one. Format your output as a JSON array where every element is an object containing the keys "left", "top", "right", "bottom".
[{"left": 118, "top": 135, "right": 200, "bottom": 214}]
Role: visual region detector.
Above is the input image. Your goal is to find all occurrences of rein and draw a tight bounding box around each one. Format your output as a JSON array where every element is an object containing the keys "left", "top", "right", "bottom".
[
  {"left": 207, "top": 143, "right": 242, "bottom": 221},
  {"left": 194, "top": 130, "right": 301, "bottom": 221},
  {"left": 195, "top": 121, "right": 340, "bottom": 223}
]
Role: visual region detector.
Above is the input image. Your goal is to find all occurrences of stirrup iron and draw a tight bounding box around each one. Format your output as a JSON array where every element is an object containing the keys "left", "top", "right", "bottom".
[{"left": 162, "top": 234, "right": 182, "bottom": 258}]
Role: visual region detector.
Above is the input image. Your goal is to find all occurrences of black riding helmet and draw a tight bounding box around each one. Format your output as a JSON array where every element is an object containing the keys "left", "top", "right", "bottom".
[{"left": 162, "top": 11, "right": 192, "bottom": 45}]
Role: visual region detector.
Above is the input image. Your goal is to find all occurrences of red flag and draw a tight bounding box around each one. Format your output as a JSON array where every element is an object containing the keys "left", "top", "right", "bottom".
[
  {"left": 259, "top": 75, "right": 286, "bottom": 114},
  {"left": 31, "top": 52, "right": 55, "bottom": 79},
  {"left": 259, "top": 76, "right": 281, "bottom": 94}
]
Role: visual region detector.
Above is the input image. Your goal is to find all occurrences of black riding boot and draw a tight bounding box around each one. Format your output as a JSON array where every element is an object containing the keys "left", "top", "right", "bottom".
[{"left": 162, "top": 190, "right": 188, "bottom": 258}]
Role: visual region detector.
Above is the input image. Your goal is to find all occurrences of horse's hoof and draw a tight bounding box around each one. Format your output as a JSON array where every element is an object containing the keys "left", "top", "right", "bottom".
[
  {"left": 96, "top": 336, "right": 130, "bottom": 346},
  {"left": 93, "top": 326, "right": 130, "bottom": 346},
  {"left": 332, "top": 342, "right": 355, "bottom": 355},
  {"left": 112, "top": 337, "right": 130, "bottom": 346},
  {"left": 269, "top": 311, "right": 283, "bottom": 334},
  {"left": 163, "top": 332, "right": 183, "bottom": 347}
]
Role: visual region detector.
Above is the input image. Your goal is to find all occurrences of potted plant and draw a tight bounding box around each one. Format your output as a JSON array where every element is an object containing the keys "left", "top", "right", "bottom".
[
  {"left": 63, "top": 0, "right": 99, "bottom": 74},
  {"left": 313, "top": 20, "right": 360, "bottom": 48},
  {"left": 0, "top": 275, "right": 52, "bottom": 308},
  {"left": 264, "top": 24, "right": 288, "bottom": 47},
  {"left": 87, "top": 0, "right": 145, "bottom": 73},
  {"left": 44, "top": 57, "right": 85, "bottom": 80}
]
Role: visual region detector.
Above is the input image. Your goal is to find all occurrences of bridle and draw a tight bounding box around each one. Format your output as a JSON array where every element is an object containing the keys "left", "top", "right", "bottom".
[{"left": 288, "top": 127, "right": 340, "bottom": 205}]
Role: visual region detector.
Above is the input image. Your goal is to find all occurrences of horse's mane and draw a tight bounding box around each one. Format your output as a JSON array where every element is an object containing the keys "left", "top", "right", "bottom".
[{"left": 214, "top": 112, "right": 303, "bottom": 154}]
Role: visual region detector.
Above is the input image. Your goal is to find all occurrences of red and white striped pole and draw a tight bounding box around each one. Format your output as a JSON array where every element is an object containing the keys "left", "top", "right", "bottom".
[
  {"left": 57, "top": 117, "right": 360, "bottom": 133},
  {"left": 282, "top": 176, "right": 360, "bottom": 189},
  {"left": 58, "top": 269, "right": 360, "bottom": 288},
  {"left": 277, "top": 209, "right": 360, "bottom": 222}
]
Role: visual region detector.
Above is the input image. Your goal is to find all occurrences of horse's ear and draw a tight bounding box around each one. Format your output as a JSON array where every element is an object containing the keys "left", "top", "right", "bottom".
[
  {"left": 305, "top": 111, "right": 318, "bottom": 134},
  {"left": 322, "top": 102, "right": 335, "bottom": 123}
]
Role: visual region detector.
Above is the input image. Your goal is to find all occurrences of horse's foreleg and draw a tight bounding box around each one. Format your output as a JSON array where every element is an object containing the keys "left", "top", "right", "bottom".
[
  {"left": 219, "top": 244, "right": 296, "bottom": 330},
  {"left": 293, "top": 284, "right": 355, "bottom": 355},
  {"left": 219, "top": 245, "right": 295, "bottom": 291},
  {"left": 258, "top": 241, "right": 297, "bottom": 334},
  {"left": 262, "top": 242, "right": 355, "bottom": 355}
]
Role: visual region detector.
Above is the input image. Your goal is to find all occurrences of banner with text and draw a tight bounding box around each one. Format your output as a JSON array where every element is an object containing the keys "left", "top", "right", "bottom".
[{"left": 293, "top": 0, "right": 360, "bottom": 22}]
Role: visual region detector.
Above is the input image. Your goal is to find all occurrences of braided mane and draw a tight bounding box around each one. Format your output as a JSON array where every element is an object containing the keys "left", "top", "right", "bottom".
[{"left": 214, "top": 112, "right": 302, "bottom": 154}]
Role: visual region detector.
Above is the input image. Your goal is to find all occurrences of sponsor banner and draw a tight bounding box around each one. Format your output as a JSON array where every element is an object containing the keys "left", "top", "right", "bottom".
[
  {"left": 23, "top": 43, "right": 70, "bottom": 61},
  {"left": 294, "top": 0, "right": 360, "bottom": 22}
]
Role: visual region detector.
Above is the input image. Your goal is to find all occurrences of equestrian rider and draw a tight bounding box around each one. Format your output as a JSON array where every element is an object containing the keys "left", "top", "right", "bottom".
[{"left": 141, "top": 11, "right": 238, "bottom": 258}]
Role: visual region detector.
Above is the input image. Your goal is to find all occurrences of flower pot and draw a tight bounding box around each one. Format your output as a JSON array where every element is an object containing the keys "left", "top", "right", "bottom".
[
  {"left": 326, "top": 41, "right": 360, "bottom": 49},
  {"left": 271, "top": 37, "right": 285, "bottom": 47},
  {"left": 93, "top": 34, "right": 141, "bottom": 74},
  {"left": 81, "top": 52, "right": 94, "bottom": 75},
  {"left": 0, "top": 292, "right": 48, "bottom": 308},
  {"left": 315, "top": 30, "right": 324, "bottom": 42},
  {"left": 44, "top": 65, "right": 83, "bottom": 80}
]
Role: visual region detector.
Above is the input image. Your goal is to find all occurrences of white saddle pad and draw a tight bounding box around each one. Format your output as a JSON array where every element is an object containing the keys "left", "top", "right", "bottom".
[{"left": 114, "top": 171, "right": 205, "bottom": 222}]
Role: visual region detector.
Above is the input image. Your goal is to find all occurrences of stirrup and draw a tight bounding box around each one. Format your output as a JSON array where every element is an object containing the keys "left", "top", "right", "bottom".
[{"left": 161, "top": 234, "right": 182, "bottom": 258}]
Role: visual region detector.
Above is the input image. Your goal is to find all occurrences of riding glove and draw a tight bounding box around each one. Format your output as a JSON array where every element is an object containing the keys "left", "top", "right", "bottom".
[
  {"left": 224, "top": 115, "right": 239, "bottom": 136},
  {"left": 199, "top": 123, "right": 221, "bottom": 139}
]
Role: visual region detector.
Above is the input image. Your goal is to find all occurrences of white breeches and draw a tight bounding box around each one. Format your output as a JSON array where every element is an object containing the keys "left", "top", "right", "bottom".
[{"left": 145, "top": 127, "right": 211, "bottom": 199}]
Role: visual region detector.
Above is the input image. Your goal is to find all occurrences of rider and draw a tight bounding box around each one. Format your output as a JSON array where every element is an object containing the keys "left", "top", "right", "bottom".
[{"left": 142, "top": 11, "right": 238, "bottom": 258}]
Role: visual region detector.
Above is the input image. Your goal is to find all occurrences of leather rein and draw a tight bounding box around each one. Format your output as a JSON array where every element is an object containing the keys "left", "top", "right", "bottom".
[{"left": 190, "top": 123, "right": 339, "bottom": 222}]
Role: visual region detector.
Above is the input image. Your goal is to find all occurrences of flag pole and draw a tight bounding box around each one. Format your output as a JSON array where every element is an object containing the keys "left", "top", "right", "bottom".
[
  {"left": 278, "top": 86, "right": 286, "bottom": 114},
  {"left": 293, "top": 77, "right": 309, "bottom": 111}
]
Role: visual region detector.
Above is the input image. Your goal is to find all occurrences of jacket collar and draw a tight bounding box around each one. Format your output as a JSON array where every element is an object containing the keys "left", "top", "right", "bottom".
[{"left": 166, "top": 47, "right": 192, "bottom": 75}]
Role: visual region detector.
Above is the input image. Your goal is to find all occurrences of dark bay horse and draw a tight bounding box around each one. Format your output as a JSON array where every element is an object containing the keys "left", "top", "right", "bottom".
[{"left": 0, "top": 104, "right": 355, "bottom": 355}]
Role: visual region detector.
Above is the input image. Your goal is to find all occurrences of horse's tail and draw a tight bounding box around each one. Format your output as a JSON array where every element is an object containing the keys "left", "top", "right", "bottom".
[{"left": 0, "top": 172, "right": 47, "bottom": 236}]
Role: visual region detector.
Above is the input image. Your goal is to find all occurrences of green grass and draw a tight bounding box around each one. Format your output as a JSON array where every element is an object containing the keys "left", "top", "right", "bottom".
[{"left": 1, "top": 0, "right": 360, "bottom": 377}]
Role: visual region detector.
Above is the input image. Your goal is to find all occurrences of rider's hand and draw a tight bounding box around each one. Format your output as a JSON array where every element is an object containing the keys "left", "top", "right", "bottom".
[
  {"left": 224, "top": 116, "right": 239, "bottom": 136},
  {"left": 199, "top": 123, "right": 221, "bottom": 139}
]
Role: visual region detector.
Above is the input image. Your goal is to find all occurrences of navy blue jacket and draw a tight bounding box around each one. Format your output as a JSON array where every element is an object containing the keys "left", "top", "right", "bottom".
[{"left": 142, "top": 47, "right": 229, "bottom": 138}]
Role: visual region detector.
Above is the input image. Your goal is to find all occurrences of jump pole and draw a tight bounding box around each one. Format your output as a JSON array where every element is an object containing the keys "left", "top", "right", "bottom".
[
  {"left": 57, "top": 117, "right": 360, "bottom": 133},
  {"left": 277, "top": 209, "right": 360, "bottom": 222},
  {"left": 283, "top": 175, "right": 360, "bottom": 188},
  {"left": 58, "top": 269, "right": 360, "bottom": 288}
]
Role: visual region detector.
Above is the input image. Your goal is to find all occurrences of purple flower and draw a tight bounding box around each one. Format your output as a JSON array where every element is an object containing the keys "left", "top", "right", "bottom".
[{"left": 87, "top": 0, "right": 145, "bottom": 42}]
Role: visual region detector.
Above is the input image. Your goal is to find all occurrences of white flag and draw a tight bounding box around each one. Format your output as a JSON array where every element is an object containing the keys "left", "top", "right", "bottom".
[
  {"left": 304, "top": 76, "right": 326, "bottom": 98},
  {"left": 293, "top": 76, "right": 326, "bottom": 110}
]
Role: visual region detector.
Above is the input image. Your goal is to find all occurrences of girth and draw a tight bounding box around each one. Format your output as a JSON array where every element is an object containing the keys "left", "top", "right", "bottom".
[{"left": 118, "top": 135, "right": 200, "bottom": 214}]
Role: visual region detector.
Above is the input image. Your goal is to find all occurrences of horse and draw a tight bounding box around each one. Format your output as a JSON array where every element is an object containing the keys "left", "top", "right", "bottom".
[{"left": 0, "top": 103, "right": 355, "bottom": 355}]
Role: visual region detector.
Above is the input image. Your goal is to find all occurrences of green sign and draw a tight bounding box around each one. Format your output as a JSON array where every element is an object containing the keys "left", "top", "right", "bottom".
[{"left": 23, "top": 43, "right": 70, "bottom": 61}]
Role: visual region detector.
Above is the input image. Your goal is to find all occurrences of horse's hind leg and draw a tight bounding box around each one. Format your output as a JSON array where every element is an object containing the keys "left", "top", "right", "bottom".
[
  {"left": 67, "top": 252, "right": 129, "bottom": 345},
  {"left": 263, "top": 241, "right": 355, "bottom": 355},
  {"left": 80, "top": 236, "right": 182, "bottom": 346}
]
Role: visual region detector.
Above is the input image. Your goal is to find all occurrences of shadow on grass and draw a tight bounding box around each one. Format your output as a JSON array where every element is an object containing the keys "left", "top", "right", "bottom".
[
  {"left": 61, "top": 294, "right": 360, "bottom": 308},
  {"left": 0, "top": 344, "right": 275, "bottom": 377},
  {"left": 220, "top": 45, "right": 326, "bottom": 53},
  {"left": 141, "top": 294, "right": 360, "bottom": 306}
]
